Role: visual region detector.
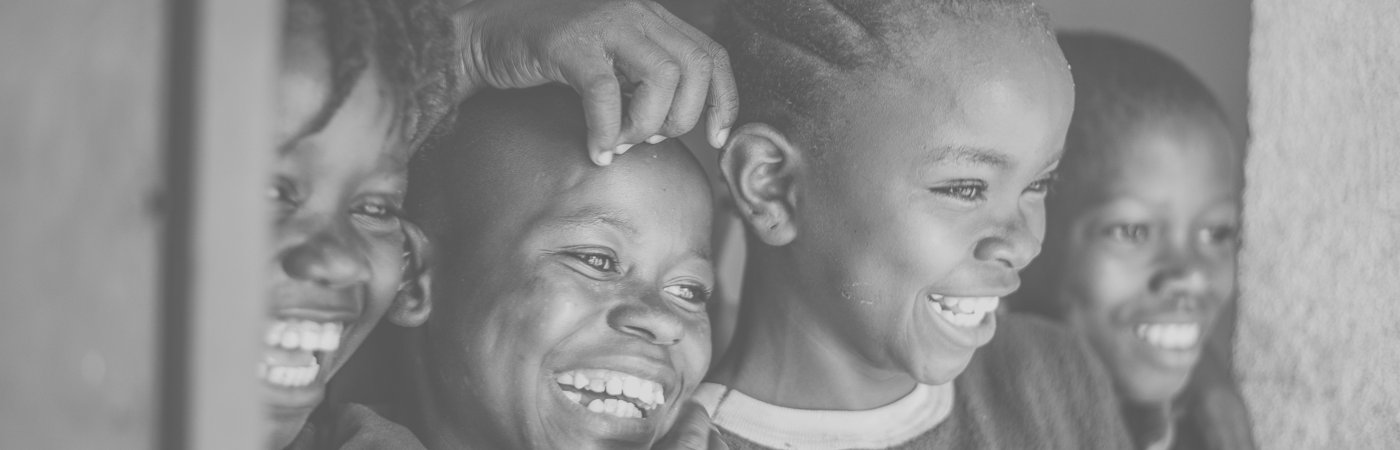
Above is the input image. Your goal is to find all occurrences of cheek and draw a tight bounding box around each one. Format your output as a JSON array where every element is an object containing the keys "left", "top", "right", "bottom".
[{"left": 1065, "top": 248, "right": 1148, "bottom": 322}]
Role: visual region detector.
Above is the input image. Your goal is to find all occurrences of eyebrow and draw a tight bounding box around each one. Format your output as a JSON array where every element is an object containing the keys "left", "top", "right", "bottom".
[
  {"left": 926, "top": 145, "right": 1014, "bottom": 170},
  {"left": 547, "top": 206, "right": 640, "bottom": 237}
]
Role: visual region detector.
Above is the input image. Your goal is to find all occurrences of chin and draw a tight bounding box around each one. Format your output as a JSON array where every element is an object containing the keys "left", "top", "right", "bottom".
[{"left": 1118, "top": 369, "right": 1191, "bottom": 405}]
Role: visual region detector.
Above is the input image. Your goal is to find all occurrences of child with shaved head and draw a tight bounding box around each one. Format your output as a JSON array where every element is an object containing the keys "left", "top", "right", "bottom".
[
  {"left": 1013, "top": 33, "right": 1255, "bottom": 450},
  {"left": 398, "top": 86, "right": 719, "bottom": 450},
  {"left": 692, "top": 0, "right": 1133, "bottom": 448}
]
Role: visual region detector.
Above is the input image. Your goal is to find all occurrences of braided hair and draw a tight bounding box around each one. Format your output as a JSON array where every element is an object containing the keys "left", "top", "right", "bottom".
[
  {"left": 284, "top": 0, "right": 460, "bottom": 152},
  {"left": 714, "top": 0, "right": 1053, "bottom": 151}
]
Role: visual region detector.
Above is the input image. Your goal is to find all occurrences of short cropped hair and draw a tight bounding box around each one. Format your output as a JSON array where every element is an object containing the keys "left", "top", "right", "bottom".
[
  {"left": 283, "top": 0, "right": 460, "bottom": 151},
  {"left": 1052, "top": 32, "right": 1236, "bottom": 216},
  {"left": 713, "top": 0, "right": 1052, "bottom": 151}
]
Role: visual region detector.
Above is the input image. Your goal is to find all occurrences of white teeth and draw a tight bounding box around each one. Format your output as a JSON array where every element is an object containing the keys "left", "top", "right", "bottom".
[
  {"left": 927, "top": 295, "right": 1000, "bottom": 328},
  {"left": 606, "top": 378, "right": 623, "bottom": 396},
  {"left": 554, "top": 369, "right": 667, "bottom": 413},
  {"left": 258, "top": 358, "right": 320, "bottom": 388},
  {"left": 573, "top": 374, "right": 589, "bottom": 390},
  {"left": 1133, "top": 323, "right": 1201, "bottom": 350},
  {"left": 265, "top": 319, "right": 345, "bottom": 353}
]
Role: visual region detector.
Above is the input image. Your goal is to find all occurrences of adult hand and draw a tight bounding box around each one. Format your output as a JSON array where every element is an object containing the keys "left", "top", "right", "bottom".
[
  {"left": 453, "top": 0, "right": 739, "bottom": 165},
  {"left": 653, "top": 401, "right": 728, "bottom": 450}
]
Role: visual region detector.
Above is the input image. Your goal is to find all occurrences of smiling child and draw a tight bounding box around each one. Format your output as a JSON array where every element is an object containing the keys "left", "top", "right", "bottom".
[
  {"left": 264, "top": 0, "right": 457, "bottom": 448},
  {"left": 399, "top": 86, "right": 716, "bottom": 450},
  {"left": 1013, "top": 33, "right": 1254, "bottom": 450},
  {"left": 690, "top": 0, "right": 1134, "bottom": 448}
]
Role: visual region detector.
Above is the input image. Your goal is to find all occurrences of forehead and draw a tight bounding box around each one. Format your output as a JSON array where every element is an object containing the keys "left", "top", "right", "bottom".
[
  {"left": 1085, "top": 114, "right": 1240, "bottom": 204},
  {"left": 826, "top": 27, "right": 1072, "bottom": 170}
]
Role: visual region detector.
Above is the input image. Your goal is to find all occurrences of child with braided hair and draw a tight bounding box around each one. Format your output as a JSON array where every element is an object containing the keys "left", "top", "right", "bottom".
[{"left": 692, "top": 0, "right": 1135, "bottom": 448}]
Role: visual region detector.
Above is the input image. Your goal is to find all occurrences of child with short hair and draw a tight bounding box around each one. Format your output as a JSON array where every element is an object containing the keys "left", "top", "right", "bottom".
[
  {"left": 693, "top": 0, "right": 1133, "bottom": 448},
  {"left": 266, "top": 0, "right": 739, "bottom": 447},
  {"left": 398, "top": 86, "right": 719, "bottom": 450},
  {"left": 263, "top": 0, "right": 457, "bottom": 448},
  {"left": 1012, "top": 32, "right": 1255, "bottom": 450}
]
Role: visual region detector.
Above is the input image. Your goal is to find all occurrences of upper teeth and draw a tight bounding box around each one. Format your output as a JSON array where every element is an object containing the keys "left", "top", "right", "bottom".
[
  {"left": 555, "top": 369, "right": 665, "bottom": 419},
  {"left": 259, "top": 319, "right": 343, "bottom": 389},
  {"left": 1134, "top": 323, "right": 1200, "bottom": 350},
  {"left": 928, "top": 295, "right": 999, "bottom": 328},
  {"left": 265, "top": 319, "right": 343, "bottom": 352}
]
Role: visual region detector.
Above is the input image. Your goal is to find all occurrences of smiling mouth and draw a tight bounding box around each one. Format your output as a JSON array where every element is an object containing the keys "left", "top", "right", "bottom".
[
  {"left": 258, "top": 319, "right": 344, "bottom": 389},
  {"left": 554, "top": 369, "right": 666, "bottom": 420},
  {"left": 1132, "top": 322, "right": 1201, "bottom": 351},
  {"left": 926, "top": 294, "right": 999, "bottom": 328}
]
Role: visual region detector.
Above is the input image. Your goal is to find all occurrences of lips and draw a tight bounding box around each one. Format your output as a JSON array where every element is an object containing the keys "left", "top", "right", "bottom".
[
  {"left": 926, "top": 294, "right": 1000, "bottom": 328},
  {"left": 554, "top": 369, "right": 667, "bottom": 420}
]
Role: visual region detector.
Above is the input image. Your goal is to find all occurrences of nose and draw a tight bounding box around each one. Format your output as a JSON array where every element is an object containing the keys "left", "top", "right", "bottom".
[
  {"left": 279, "top": 219, "right": 371, "bottom": 288},
  {"left": 973, "top": 212, "right": 1041, "bottom": 271},
  {"left": 606, "top": 293, "right": 686, "bottom": 346},
  {"left": 1149, "top": 248, "right": 1210, "bottom": 309}
]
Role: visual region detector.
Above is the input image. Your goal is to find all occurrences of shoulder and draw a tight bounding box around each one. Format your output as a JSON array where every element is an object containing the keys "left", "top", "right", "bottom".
[
  {"left": 315, "top": 402, "right": 426, "bottom": 450},
  {"left": 954, "top": 313, "right": 1134, "bottom": 449}
]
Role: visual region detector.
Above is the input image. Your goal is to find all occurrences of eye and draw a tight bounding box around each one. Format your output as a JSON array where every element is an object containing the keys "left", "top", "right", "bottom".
[
  {"left": 664, "top": 283, "right": 712, "bottom": 305},
  {"left": 350, "top": 199, "right": 403, "bottom": 232},
  {"left": 1105, "top": 223, "right": 1151, "bottom": 244},
  {"left": 929, "top": 180, "right": 987, "bottom": 202},
  {"left": 569, "top": 251, "right": 620, "bottom": 274},
  {"left": 1025, "top": 172, "right": 1058, "bottom": 195},
  {"left": 1199, "top": 225, "right": 1240, "bottom": 247}
]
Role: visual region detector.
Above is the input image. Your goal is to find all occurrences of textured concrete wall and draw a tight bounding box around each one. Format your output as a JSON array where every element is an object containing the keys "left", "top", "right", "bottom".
[{"left": 1239, "top": 1, "right": 1400, "bottom": 448}]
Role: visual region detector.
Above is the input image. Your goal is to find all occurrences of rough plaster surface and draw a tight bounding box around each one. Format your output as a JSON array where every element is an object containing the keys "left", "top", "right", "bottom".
[{"left": 1240, "top": 1, "right": 1400, "bottom": 448}]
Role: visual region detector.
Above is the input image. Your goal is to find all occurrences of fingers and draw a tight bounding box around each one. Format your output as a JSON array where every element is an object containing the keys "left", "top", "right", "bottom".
[
  {"left": 612, "top": 38, "right": 681, "bottom": 153},
  {"left": 647, "top": 3, "right": 739, "bottom": 149},
  {"left": 644, "top": 10, "right": 715, "bottom": 141},
  {"left": 559, "top": 51, "right": 625, "bottom": 166}
]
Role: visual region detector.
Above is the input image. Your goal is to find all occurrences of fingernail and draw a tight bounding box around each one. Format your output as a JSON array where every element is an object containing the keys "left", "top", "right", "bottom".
[
  {"left": 596, "top": 151, "right": 614, "bottom": 166},
  {"left": 713, "top": 127, "right": 731, "bottom": 148},
  {"left": 615, "top": 143, "right": 634, "bottom": 154},
  {"left": 645, "top": 135, "right": 666, "bottom": 145}
]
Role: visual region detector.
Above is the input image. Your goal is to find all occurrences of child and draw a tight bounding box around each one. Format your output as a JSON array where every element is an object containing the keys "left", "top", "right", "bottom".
[
  {"left": 264, "top": 0, "right": 457, "bottom": 448},
  {"left": 1012, "top": 33, "right": 1255, "bottom": 450},
  {"left": 267, "top": 0, "right": 738, "bottom": 447},
  {"left": 398, "top": 86, "right": 717, "bottom": 449},
  {"left": 692, "top": 0, "right": 1134, "bottom": 448}
]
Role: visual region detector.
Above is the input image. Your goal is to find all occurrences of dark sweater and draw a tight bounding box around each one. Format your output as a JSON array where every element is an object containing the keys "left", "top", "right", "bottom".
[
  {"left": 286, "top": 402, "right": 425, "bottom": 450},
  {"left": 714, "top": 314, "right": 1134, "bottom": 449}
]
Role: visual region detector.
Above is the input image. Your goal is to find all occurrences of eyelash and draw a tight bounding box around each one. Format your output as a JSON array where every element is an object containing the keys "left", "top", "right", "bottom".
[
  {"left": 1026, "top": 172, "right": 1058, "bottom": 194},
  {"left": 664, "top": 284, "right": 713, "bottom": 305},
  {"left": 1200, "top": 225, "right": 1241, "bottom": 246},
  {"left": 568, "top": 251, "right": 621, "bottom": 274},
  {"left": 1105, "top": 223, "right": 1151, "bottom": 243},
  {"left": 929, "top": 180, "right": 988, "bottom": 202}
]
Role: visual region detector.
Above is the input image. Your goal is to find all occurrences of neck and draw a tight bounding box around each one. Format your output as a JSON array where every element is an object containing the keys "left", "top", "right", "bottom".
[
  {"left": 404, "top": 328, "right": 493, "bottom": 450},
  {"left": 709, "top": 248, "right": 919, "bottom": 411},
  {"left": 1121, "top": 399, "right": 1175, "bottom": 450}
]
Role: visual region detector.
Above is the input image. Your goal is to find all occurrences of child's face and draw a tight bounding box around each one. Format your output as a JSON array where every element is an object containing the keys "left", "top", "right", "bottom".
[
  {"left": 788, "top": 27, "right": 1073, "bottom": 385},
  {"left": 424, "top": 142, "right": 713, "bottom": 449},
  {"left": 264, "top": 32, "right": 415, "bottom": 447},
  {"left": 1059, "top": 114, "right": 1241, "bottom": 405}
]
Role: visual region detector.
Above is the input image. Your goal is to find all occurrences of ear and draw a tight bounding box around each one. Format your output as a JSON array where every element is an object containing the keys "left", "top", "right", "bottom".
[
  {"left": 719, "top": 123, "right": 801, "bottom": 246},
  {"left": 389, "top": 222, "right": 433, "bottom": 327}
]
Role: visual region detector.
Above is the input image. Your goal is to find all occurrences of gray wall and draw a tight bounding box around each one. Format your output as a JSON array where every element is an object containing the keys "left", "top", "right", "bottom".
[{"left": 1239, "top": 0, "right": 1400, "bottom": 447}]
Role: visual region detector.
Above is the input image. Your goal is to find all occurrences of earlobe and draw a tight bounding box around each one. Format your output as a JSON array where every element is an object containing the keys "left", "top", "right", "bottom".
[
  {"left": 389, "top": 222, "right": 433, "bottom": 327},
  {"left": 719, "top": 123, "right": 800, "bottom": 246}
]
